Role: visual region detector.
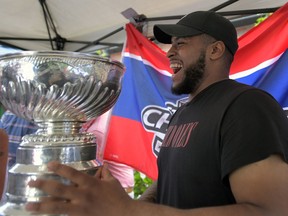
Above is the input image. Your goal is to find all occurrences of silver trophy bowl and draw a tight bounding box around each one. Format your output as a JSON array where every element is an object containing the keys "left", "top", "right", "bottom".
[{"left": 0, "top": 51, "right": 125, "bottom": 215}]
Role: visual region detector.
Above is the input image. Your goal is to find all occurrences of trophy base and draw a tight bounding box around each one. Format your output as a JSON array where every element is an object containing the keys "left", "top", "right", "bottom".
[{"left": 0, "top": 132, "right": 99, "bottom": 216}]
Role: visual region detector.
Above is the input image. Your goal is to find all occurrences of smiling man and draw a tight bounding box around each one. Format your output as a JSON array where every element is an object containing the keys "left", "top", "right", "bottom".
[{"left": 26, "top": 11, "right": 288, "bottom": 216}]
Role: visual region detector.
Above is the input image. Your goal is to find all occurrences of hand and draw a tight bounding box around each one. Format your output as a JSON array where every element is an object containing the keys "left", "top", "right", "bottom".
[{"left": 26, "top": 161, "right": 134, "bottom": 216}]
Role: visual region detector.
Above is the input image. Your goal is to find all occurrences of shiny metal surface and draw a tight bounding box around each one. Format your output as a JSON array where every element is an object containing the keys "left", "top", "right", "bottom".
[
  {"left": 0, "top": 51, "right": 124, "bottom": 122},
  {"left": 0, "top": 51, "right": 125, "bottom": 215}
]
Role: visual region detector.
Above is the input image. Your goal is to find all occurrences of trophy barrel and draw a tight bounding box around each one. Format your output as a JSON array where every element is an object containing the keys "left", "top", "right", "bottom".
[{"left": 0, "top": 51, "right": 125, "bottom": 215}]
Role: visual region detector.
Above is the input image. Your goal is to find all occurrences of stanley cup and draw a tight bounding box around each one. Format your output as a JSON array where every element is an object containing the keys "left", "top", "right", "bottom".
[{"left": 0, "top": 51, "right": 125, "bottom": 215}]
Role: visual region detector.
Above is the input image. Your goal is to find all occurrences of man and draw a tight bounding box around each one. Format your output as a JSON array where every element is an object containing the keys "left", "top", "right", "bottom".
[
  {"left": 0, "top": 110, "right": 38, "bottom": 168},
  {"left": 25, "top": 11, "right": 288, "bottom": 215}
]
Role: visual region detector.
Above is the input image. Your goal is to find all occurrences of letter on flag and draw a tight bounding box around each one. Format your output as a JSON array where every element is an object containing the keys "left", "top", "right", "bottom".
[{"left": 104, "top": 23, "right": 188, "bottom": 180}]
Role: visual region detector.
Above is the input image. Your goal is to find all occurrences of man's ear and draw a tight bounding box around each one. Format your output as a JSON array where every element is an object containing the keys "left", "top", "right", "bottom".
[{"left": 208, "top": 41, "right": 226, "bottom": 60}]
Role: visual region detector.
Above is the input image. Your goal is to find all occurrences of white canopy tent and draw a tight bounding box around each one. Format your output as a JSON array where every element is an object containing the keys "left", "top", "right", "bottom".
[{"left": 0, "top": 0, "right": 286, "bottom": 54}]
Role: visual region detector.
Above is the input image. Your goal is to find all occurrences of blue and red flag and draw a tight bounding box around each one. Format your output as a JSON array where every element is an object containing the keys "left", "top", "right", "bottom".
[
  {"left": 104, "top": 23, "right": 187, "bottom": 180},
  {"left": 230, "top": 3, "right": 288, "bottom": 113}
]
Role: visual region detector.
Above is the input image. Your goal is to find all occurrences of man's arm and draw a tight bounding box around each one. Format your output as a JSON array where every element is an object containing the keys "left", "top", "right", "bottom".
[
  {"left": 26, "top": 155, "right": 288, "bottom": 216},
  {"left": 138, "top": 181, "right": 157, "bottom": 202},
  {"left": 228, "top": 154, "right": 288, "bottom": 215}
]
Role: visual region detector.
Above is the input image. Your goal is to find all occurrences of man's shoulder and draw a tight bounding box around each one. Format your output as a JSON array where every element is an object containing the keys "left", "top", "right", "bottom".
[{"left": 220, "top": 79, "right": 273, "bottom": 100}]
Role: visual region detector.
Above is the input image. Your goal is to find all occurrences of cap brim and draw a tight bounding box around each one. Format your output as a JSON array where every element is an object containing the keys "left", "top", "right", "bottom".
[{"left": 153, "top": 24, "right": 203, "bottom": 44}]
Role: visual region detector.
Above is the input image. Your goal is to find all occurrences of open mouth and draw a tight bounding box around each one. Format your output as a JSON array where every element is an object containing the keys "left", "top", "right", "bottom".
[{"left": 170, "top": 63, "right": 183, "bottom": 74}]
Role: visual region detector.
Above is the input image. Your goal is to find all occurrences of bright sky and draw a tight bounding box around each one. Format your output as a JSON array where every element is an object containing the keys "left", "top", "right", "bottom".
[{"left": 0, "top": 45, "right": 20, "bottom": 55}]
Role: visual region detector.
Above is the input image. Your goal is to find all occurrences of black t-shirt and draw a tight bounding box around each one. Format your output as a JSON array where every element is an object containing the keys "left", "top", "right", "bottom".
[{"left": 157, "top": 79, "right": 288, "bottom": 209}]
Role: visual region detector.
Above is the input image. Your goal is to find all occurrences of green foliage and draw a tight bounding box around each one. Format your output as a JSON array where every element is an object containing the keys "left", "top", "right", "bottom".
[
  {"left": 95, "top": 49, "right": 109, "bottom": 57},
  {"left": 255, "top": 13, "right": 272, "bottom": 26},
  {"left": 133, "top": 171, "right": 153, "bottom": 199}
]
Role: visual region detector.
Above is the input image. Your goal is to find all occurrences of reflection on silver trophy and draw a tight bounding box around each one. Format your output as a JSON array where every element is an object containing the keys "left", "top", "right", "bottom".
[{"left": 0, "top": 51, "right": 125, "bottom": 215}]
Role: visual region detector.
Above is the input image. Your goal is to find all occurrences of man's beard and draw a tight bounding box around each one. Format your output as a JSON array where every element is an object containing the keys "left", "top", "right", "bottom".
[{"left": 171, "top": 52, "right": 206, "bottom": 95}]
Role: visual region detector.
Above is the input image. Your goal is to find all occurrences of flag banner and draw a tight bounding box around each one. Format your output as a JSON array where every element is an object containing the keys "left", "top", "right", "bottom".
[
  {"left": 104, "top": 23, "right": 188, "bottom": 180},
  {"left": 230, "top": 3, "right": 288, "bottom": 113},
  {"left": 105, "top": 3, "right": 288, "bottom": 179}
]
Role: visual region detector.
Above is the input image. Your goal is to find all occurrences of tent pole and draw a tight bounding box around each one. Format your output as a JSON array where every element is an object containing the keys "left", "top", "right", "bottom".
[
  {"left": 75, "top": 27, "right": 124, "bottom": 52},
  {"left": 39, "top": 0, "right": 55, "bottom": 50},
  {"left": 209, "top": 0, "right": 239, "bottom": 11}
]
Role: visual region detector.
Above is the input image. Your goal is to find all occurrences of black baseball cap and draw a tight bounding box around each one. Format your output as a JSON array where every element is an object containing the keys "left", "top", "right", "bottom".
[{"left": 153, "top": 11, "right": 238, "bottom": 55}]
